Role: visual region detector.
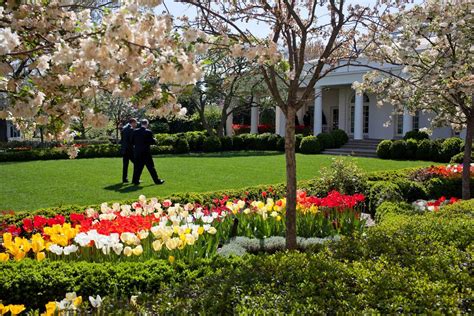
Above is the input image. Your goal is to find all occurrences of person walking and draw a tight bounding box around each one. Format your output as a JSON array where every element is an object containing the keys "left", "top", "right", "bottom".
[
  {"left": 131, "top": 119, "right": 164, "bottom": 185},
  {"left": 120, "top": 118, "right": 137, "bottom": 183}
]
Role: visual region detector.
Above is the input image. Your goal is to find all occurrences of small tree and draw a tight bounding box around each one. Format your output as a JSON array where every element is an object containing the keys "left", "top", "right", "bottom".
[
  {"left": 183, "top": 0, "right": 381, "bottom": 249},
  {"left": 358, "top": 1, "right": 473, "bottom": 199}
]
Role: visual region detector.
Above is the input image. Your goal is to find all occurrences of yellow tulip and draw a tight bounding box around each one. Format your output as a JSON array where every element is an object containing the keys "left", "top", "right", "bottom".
[
  {"left": 8, "top": 304, "right": 26, "bottom": 315},
  {"left": 276, "top": 215, "right": 282, "bottom": 222},
  {"left": 2, "top": 233, "right": 12, "bottom": 247},
  {"left": 208, "top": 227, "right": 217, "bottom": 235},
  {"left": 0, "top": 253, "right": 9, "bottom": 262},
  {"left": 13, "top": 250, "right": 26, "bottom": 262},
  {"left": 197, "top": 226, "right": 204, "bottom": 235},
  {"left": 177, "top": 239, "right": 186, "bottom": 250},
  {"left": 73, "top": 296, "right": 82, "bottom": 308},
  {"left": 185, "top": 234, "right": 196, "bottom": 246},
  {"left": 152, "top": 240, "right": 163, "bottom": 251},
  {"left": 0, "top": 304, "right": 7, "bottom": 315},
  {"left": 168, "top": 255, "right": 175, "bottom": 264},
  {"left": 44, "top": 301, "right": 57, "bottom": 316},
  {"left": 123, "top": 246, "right": 133, "bottom": 257},
  {"left": 132, "top": 245, "right": 143, "bottom": 256},
  {"left": 36, "top": 252, "right": 46, "bottom": 262},
  {"left": 31, "top": 234, "right": 46, "bottom": 253}
]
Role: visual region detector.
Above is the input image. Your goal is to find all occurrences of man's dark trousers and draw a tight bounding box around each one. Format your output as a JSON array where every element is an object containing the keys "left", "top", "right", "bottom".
[
  {"left": 131, "top": 126, "right": 160, "bottom": 184},
  {"left": 120, "top": 123, "right": 134, "bottom": 182}
]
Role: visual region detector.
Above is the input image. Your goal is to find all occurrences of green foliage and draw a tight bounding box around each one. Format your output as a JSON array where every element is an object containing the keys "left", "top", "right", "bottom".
[
  {"left": 316, "top": 132, "right": 335, "bottom": 150},
  {"left": 231, "top": 135, "right": 244, "bottom": 150},
  {"left": 174, "top": 137, "right": 190, "bottom": 154},
  {"left": 202, "top": 136, "right": 222, "bottom": 152},
  {"left": 295, "top": 134, "right": 303, "bottom": 152},
  {"left": 391, "top": 178, "right": 427, "bottom": 201},
  {"left": 299, "top": 136, "right": 321, "bottom": 154},
  {"left": 406, "top": 138, "right": 418, "bottom": 160},
  {"left": 440, "top": 137, "right": 463, "bottom": 162},
  {"left": 390, "top": 140, "right": 408, "bottom": 160},
  {"left": 450, "top": 151, "right": 473, "bottom": 163},
  {"left": 416, "top": 139, "right": 432, "bottom": 160},
  {"left": 376, "top": 140, "right": 392, "bottom": 159},
  {"left": 317, "top": 158, "right": 368, "bottom": 195},
  {"left": 220, "top": 136, "right": 233, "bottom": 151},
  {"left": 430, "top": 139, "right": 443, "bottom": 162},
  {"left": 368, "top": 181, "right": 403, "bottom": 215},
  {"left": 403, "top": 130, "right": 429, "bottom": 141},
  {"left": 330, "top": 129, "right": 349, "bottom": 147}
]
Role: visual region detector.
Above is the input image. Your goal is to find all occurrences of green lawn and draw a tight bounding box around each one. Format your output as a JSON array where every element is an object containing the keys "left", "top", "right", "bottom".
[{"left": 0, "top": 152, "right": 434, "bottom": 211}]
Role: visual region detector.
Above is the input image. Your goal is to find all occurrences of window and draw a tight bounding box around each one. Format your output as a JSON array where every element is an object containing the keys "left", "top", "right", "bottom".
[
  {"left": 7, "top": 121, "right": 21, "bottom": 139},
  {"left": 412, "top": 110, "right": 420, "bottom": 131},
  {"left": 350, "top": 105, "right": 370, "bottom": 134},
  {"left": 396, "top": 114, "right": 403, "bottom": 135},
  {"left": 331, "top": 108, "right": 339, "bottom": 130},
  {"left": 350, "top": 94, "right": 370, "bottom": 134}
]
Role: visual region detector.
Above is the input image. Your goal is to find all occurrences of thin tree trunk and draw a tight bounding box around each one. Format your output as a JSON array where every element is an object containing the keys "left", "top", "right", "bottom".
[
  {"left": 462, "top": 113, "right": 473, "bottom": 199},
  {"left": 218, "top": 111, "right": 227, "bottom": 138},
  {"left": 285, "top": 106, "right": 297, "bottom": 250}
]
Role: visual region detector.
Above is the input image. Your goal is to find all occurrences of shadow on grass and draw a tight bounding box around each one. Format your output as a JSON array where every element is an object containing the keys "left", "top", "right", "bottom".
[
  {"left": 103, "top": 183, "right": 152, "bottom": 193},
  {"left": 154, "top": 151, "right": 284, "bottom": 159}
]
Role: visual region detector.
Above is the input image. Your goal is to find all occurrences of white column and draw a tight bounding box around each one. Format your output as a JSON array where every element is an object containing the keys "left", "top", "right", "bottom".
[
  {"left": 402, "top": 109, "right": 413, "bottom": 136},
  {"left": 353, "top": 92, "right": 364, "bottom": 140},
  {"left": 225, "top": 111, "right": 233, "bottom": 137},
  {"left": 338, "top": 88, "right": 346, "bottom": 131},
  {"left": 250, "top": 105, "right": 259, "bottom": 134},
  {"left": 275, "top": 106, "right": 286, "bottom": 137},
  {"left": 313, "top": 87, "right": 322, "bottom": 135}
]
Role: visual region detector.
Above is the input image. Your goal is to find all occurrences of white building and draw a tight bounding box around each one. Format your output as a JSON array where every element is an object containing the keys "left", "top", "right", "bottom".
[{"left": 236, "top": 60, "right": 461, "bottom": 140}]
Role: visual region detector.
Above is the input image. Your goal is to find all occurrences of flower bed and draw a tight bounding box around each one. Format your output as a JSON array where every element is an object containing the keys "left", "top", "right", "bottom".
[
  {"left": 412, "top": 196, "right": 459, "bottom": 212},
  {"left": 0, "top": 191, "right": 365, "bottom": 263}
]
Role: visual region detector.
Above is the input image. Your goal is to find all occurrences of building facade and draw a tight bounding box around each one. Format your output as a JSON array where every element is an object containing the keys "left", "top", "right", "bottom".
[{"left": 234, "top": 60, "right": 462, "bottom": 140}]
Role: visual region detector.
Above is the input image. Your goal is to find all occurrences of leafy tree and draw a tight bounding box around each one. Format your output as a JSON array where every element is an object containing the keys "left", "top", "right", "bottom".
[{"left": 358, "top": 1, "right": 473, "bottom": 198}]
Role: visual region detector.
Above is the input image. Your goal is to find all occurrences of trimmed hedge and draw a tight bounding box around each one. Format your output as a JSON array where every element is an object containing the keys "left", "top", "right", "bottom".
[
  {"left": 377, "top": 137, "right": 465, "bottom": 162},
  {"left": 299, "top": 136, "right": 322, "bottom": 154}
]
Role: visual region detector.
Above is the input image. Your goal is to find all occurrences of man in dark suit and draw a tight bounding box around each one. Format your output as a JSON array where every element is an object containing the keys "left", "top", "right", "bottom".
[
  {"left": 120, "top": 118, "right": 137, "bottom": 183},
  {"left": 131, "top": 119, "right": 165, "bottom": 185}
]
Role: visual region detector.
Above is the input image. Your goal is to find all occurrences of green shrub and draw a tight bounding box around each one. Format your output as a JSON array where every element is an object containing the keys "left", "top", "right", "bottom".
[
  {"left": 316, "top": 133, "right": 335, "bottom": 150},
  {"left": 185, "top": 132, "right": 206, "bottom": 151},
  {"left": 240, "top": 133, "right": 258, "bottom": 150},
  {"left": 256, "top": 133, "right": 277, "bottom": 150},
  {"left": 392, "top": 178, "right": 427, "bottom": 202},
  {"left": 368, "top": 181, "right": 403, "bottom": 215},
  {"left": 390, "top": 140, "right": 407, "bottom": 160},
  {"left": 430, "top": 139, "right": 443, "bottom": 162},
  {"left": 406, "top": 138, "right": 418, "bottom": 160},
  {"left": 376, "top": 140, "right": 392, "bottom": 159},
  {"left": 299, "top": 136, "right": 321, "bottom": 154},
  {"left": 231, "top": 135, "right": 244, "bottom": 150},
  {"left": 440, "top": 137, "right": 463, "bottom": 162},
  {"left": 450, "top": 151, "right": 474, "bottom": 163},
  {"left": 330, "top": 129, "right": 349, "bottom": 148},
  {"left": 174, "top": 137, "right": 190, "bottom": 154},
  {"left": 318, "top": 158, "right": 368, "bottom": 195},
  {"left": 202, "top": 136, "right": 222, "bottom": 152},
  {"left": 416, "top": 139, "right": 432, "bottom": 161},
  {"left": 374, "top": 201, "right": 416, "bottom": 222},
  {"left": 403, "top": 130, "right": 429, "bottom": 141},
  {"left": 275, "top": 135, "right": 285, "bottom": 151},
  {"left": 220, "top": 136, "right": 233, "bottom": 151}
]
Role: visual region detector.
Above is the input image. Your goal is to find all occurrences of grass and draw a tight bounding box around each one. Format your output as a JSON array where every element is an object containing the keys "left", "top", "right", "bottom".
[{"left": 0, "top": 152, "right": 434, "bottom": 211}]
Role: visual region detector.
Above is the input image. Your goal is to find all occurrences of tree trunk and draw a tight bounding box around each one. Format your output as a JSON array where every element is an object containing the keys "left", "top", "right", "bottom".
[
  {"left": 217, "top": 110, "right": 227, "bottom": 138},
  {"left": 462, "top": 113, "right": 473, "bottom": 199},
  {"left": 285, "top": 106, "right": 297, "bottom": 249}
]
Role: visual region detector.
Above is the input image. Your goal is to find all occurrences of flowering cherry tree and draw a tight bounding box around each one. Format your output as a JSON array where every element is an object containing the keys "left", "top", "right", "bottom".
[
  {"left": 358, "top": 1, "right": 473, "bottom": 199},
  {"left": 181, "top": 0, "right": 385, "bottom": 249},
  {"left": 0, "top": 1, "right": 202, "bottom": 143}
]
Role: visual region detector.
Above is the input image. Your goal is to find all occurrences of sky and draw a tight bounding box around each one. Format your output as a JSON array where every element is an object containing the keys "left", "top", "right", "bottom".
[{"left": 158, "top": 0, "right": 425, "bottom": 38}]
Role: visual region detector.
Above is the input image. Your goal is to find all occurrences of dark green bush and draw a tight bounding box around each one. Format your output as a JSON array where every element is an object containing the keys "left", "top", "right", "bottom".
[
  {"left": 376, "top": 140, "right": 392, "bottom": 159},
  {"left": 239, "top": 133, "right": 258, "bottom": 150},
  {"left": 330, "top": 129, "right": 349, "bottom": 148},
  {"left": 403, "top": 130, "right": 429, "bottom": 141},
  {"left": 430, "top": 139, "right": 443, "bottom": 162},
  {"left": 406, "top": 138, "right": 418, "bottom": 160},
  {"left": 390, "top": 140, "right": 407, "bottom": 160},
  {"left": 295, "top": 134, "right": 303, "bottom": 152},
  {"left": 202, "top": 136, "right": 222, "bottom": 152},
  {"left": 256, "top": 133, "right": 277, "bottom": 150},
  {"left": 392, "top": 178, "right": 427, "bottom": 202},
  {"left": 440, "top": 137, "right": 463, "bottom": 162},
  {"left": 231, "top": 135, "right": 244, "bottom": 150},
  {"left": 299, "top": 136, "right": 321, "bottom": 154},
  {"left": 220, "top": 136, "right": 233, "bottom": 151},
  {"left": 416, "top": 139, "right": 432, "bottom": 161},
  {"left": 368, "top": 181, "right": 403, "bottom": 215},
  {"left": 316, "top": 132, "right": 335, "bottom": 150},
  {"left": 184, "top": 131, "right": 206, "bottom": 151},
  {"left": 174, "top": 137, "right": 190, "bottom": 154},
  {"left": 275, "top": 135, "right": 285, "bottom": 151}
]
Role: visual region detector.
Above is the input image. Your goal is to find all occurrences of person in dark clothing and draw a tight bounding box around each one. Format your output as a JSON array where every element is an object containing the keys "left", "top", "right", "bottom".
[
  {"left": 131, "top": 119, "right": 164, "bottom": 185},
  {"left": 303, "top": 111, "right": 311, "bottom": 127},
  {"left": 120, "top": 118, "right": 137, "bottom": 183}
]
